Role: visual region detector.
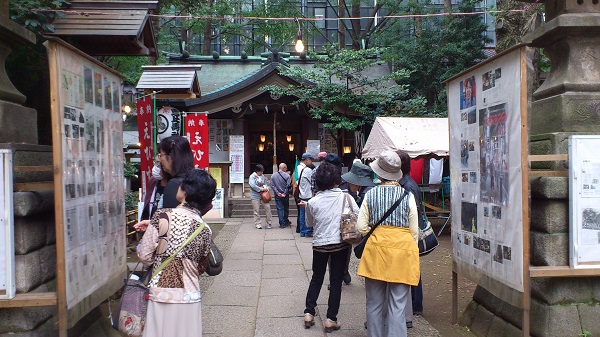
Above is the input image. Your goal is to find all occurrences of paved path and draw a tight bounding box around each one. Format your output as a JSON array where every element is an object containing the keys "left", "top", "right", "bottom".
[{"left": 200, "top": 217, "right": 441, "bottom": 337}]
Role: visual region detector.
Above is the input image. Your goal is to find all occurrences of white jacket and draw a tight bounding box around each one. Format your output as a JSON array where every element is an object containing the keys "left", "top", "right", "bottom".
[{"left": 306, "top": 188, "right": 359, "bottom": 246}]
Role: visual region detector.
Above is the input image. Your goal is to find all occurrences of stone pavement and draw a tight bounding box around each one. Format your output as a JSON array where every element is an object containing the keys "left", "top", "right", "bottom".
[{"left": 200, "top": 217, "right": 441, "bottom": 337}]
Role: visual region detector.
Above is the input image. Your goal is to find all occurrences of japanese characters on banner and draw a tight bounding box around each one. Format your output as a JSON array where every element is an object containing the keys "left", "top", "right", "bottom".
[
  {"left": 185, "top": 113, "right": 209, "bottom": 170},
  {"left": 448, "top": 47, "right": 525, "bottom": 295},
  {"left": 156, "top": 107, "right": 181, "bottom": 141},
  {"left": 136, "top": 96, "right": 154, "bottom": 191},
  {"left": 229, "top": 135, "right": 245, "bottom": 184}
]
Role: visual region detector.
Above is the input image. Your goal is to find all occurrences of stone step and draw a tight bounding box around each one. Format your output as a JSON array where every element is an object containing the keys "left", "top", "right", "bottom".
[{"left": 229, "top": 197, "right": 299, "bottom": 218}]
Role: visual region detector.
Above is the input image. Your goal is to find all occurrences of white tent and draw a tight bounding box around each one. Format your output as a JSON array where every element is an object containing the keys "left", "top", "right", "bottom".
[{"left": 362, "top": 117, "right": 449, "bottom": 159}]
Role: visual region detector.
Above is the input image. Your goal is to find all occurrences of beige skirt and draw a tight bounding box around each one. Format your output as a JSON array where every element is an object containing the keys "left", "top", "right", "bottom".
[{"left": 143, "top": 301, "right": 202, "bottom": 337}]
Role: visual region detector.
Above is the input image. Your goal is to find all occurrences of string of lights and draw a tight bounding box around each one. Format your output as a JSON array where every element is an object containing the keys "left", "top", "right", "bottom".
[{"left": 30, "top": 8, "right": 533, "bottom": 21}]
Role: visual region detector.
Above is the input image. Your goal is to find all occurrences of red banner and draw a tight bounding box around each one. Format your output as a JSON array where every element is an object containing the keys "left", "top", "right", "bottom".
[
  {"left": 185, "top": 113, "right": 210, "bottom": 170},
  {"left": 136, "top": 95, "right": 154, "bottom": 193}
]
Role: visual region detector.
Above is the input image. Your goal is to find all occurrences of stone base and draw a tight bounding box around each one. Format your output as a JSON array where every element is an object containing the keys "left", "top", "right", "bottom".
[{"left": 0, "top": 101, "right": 37, "bottom": 143}]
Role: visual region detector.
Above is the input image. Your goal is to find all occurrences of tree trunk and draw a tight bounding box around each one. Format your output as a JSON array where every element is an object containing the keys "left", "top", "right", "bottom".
[
  {"left": 203, "top": 22, "right": 213, "bottom": 55},
  {"left": 351, "top": 3, "right": 361, "bottom": 50},
  {"left": 338, "top": 0, "right": 346, "bottom": 48},
  {"left": 444, "top": 0, "right": 452, "bottom": 13}
]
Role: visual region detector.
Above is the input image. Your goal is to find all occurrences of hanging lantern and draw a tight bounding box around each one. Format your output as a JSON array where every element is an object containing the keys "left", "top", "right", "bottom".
[
  {"left": 156, "top": 106, "right": 181, "bottom": 141},
  {"left": 289, "top": 143, "right": 295, "bottom": 152},
  {"left": 258, "top": 143, "right": 264, "bottom": 151},
  {"left": 286, "top": 134, "right": 292, "bottom": 142}
]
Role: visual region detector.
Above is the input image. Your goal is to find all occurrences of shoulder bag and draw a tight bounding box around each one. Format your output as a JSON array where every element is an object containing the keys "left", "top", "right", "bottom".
[
  {"left": 340, "top": 193, "right": 361, "bottom": 244},
  {"left": 205, "top": 237, "right": 224, "bottom": 276},
  {"left": 418, "top": 215, "right": 439, "bottom": 256},
  {"left": 353, "top": 190, "right": 409, "bottom": 259},
  {"left": 292, "top": 167, "right": 306, "bottom": 202},
  {"left": 260, "top": 189, "right": 272, "bottom": 203},
  {"left": 116, "top": 222, "right": 206, "bottom": 337}
]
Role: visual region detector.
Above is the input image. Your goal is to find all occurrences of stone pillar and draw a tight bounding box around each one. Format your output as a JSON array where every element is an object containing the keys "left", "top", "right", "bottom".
[
  {"left": 462, "top": 3, "right": 600, "bottom": 337},
  {"left": 0, "top": 1, "right": 38, "bottom": 144}
]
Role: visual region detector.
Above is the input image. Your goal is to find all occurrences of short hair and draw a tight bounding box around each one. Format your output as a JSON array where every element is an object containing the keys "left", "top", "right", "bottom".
[
  {"left": 397, "top": 150, "right": 411, "bottom": 176},
  {"left": 157, "top": 135, "right": 194, "bottom": 178},
  {"left": 255, "top": 164, "right": 264, "bottom": 172},
  {"left": 180, "top": 169, "right": 217, "bottom": 212},
  {"left": 314, "top": 161, "right": 341, "bottom": 190}
]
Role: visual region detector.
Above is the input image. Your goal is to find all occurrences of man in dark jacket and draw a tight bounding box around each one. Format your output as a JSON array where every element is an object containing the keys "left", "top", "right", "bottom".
[{"left": 270, "top": 163, "right": 291, "bottom": 228}]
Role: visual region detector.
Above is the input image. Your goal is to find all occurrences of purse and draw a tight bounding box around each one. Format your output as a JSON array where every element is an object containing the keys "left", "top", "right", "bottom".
[
  {"left": 418, "top": 219, "right": 439, "bottom": 256},
  {"left": 205, "top": 239, "right": 223, "bottom": 276},
  {"left": 260, "top": 189, "right": 272, "bottom": 203},
  {"left": 116, "top": 222, "right": 207, "bottom": 336},
  {"left": 340, "top": 193, "right": 361, "bottom": 244},
  {"left": 354, "top": 190, "right": 409, "bottom": 259}
]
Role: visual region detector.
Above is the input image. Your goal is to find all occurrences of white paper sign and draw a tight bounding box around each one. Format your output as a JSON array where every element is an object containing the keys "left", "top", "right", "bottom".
[
  {"left": 0, "top": 150, "right": 15, "bottom": 299},
  {"left": 229, "top": 135, "right": 245, "bottom": 184}
]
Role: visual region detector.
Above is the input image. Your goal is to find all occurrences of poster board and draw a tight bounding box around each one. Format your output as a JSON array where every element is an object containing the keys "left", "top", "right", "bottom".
[
  {"left": 46, "top": 38, "right": 127, "bottom": 329},
  {"left": 229, "top": 135, "right": 245, "bottom": 184},
  {"left": 448, "top": 46, "right": 528, "bottom": 305},
  {"left": 208, "top": 119, "right": 232, "bottom": 162},
  {"left": 0, "top": 150, "right": 14, "bottom": 300},
  {"left": 204, "top": 188, "right": 224, "bottom": 219},
  {"left": 306, "top": 140, "right": 320, "bottom": 159},
  {"left": 569, "top": 135, "right": 600, "bottom": 268}
]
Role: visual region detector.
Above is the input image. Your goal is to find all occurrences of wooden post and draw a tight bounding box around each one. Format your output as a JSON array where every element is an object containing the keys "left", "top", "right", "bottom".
[
  {"left": 520, "top": 48, "right": 531, "bottom": 337},
  {"left": 452, "top": 269, "right": 458, "bottom": 324}
]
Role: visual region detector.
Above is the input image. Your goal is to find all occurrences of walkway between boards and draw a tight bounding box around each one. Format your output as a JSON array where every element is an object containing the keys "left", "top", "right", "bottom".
[{"left": 201, "top": 217, "right": 441, "bottom": 337}]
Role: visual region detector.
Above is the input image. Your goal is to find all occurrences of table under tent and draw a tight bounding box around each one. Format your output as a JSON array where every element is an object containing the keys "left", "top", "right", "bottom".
[{"left": 361, "top": 117, "right": 451, "bottom": 235}]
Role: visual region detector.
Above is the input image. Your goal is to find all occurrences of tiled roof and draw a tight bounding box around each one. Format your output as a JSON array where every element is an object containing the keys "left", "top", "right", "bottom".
[{"left": 136, "top": 65, "right": 202, "bottom": 96}]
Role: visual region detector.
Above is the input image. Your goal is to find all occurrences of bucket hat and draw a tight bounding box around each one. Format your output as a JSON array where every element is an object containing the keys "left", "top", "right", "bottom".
[
  {"left": 371, "top": 150, "right": 403, "bottom": 181},
  {"left": 342, "top": 162, "right": 374, "bottom": 187}
]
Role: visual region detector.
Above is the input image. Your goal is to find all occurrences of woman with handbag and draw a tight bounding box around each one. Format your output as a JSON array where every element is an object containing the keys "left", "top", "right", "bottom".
[
  {"left": 303, "top": 161, "right": 359, "bottom": 333},
  {"left": 357, "top": 150, "right": 420, "bottom": 337},
  {"left": 137, "top": 169, "right": 216, "bottom": 336},
  {"left": 249, "top": 164, "right": 273, "bottom": 229}
]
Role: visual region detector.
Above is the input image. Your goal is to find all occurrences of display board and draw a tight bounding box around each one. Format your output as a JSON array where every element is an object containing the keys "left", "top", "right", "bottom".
[
  {"left": 208, "top": 119, "right": 232, "bottom": 162},
  {"left": 229, "top": 135, "right": 245, "bottom": 184},
  {"left": 569, "top": 135, "right": 600, "bottom": 268},
  {"left": 307, "top": 140, "right": 320, "bottom": 159},
  {"left": 0, "top": 150, "right": 14, "bottom": 299},
  {"left": 448, "top": 47, "right": 528, "bottom": 298},
  {"left": 46, "top": 38, "right": 127, "bottom": 328}
]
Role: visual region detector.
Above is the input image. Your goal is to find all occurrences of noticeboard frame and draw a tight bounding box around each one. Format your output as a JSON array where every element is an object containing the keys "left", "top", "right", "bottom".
[{"left": 0, "top": 150, "right": 14, "bottom": 300}]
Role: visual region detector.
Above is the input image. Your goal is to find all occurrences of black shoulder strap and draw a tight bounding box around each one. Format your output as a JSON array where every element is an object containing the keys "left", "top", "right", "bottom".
[
  {"left": 365, "top": 190, "right": 409, "bottom": 237},
  {"left": 278, "top": 171, "right": 289, "bottom": 184},
  {"left": 298, "top": 167, "right": 306, "bottom": 182}
]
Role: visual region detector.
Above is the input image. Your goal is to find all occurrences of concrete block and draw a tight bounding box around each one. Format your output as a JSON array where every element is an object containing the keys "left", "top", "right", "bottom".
[
  {"left": 529, "top": 133, "right": 569, "bottom": 171},
  {"left": 0, "top": 101, "right": 37, "bottom": 144},
  {"left": 531, "top": 232, "right": 569, "bottom": 266},
  {"left": 459, "top": 300, "right": 478, "bottom": 328},
  {"left": 530, "top": 299, "right": 581, "bottom": 337},
  {"left": 470, "top": 302, "right": 494, "bottom": 337},
  {"left": 0, "top": 306, "right": 53, "bottom": 333},
  {"left": 531, "top": 93, "right": 600, "bottom": 135},
  {"left": 473, "top": 286, "right": 504, "bottom": 316},
  {"left": 530, "top": 177, "right": 568, "bottom": 200},
  {"left": 46, "top": 217, "right": 56, "bottom": 245},
  {"left": 13, "top": 191, "right": 54, "bottom": 217},
  {"left": 578, "top": 303, "right": 600, "bottom": 337},
  {"left": 488, "top": 316, "right": 519, "bottom": 337},
  {"left": 530, "top": 200, "right": 569, "bottom": 233},
  {"left": 14, "top": 250, "right": 42, "bottom": 293},
  {"left": 531, "top": 278, "right": 593, "bottom": 305},
  {"left": 13, "top": 215, "right": 49, "bottom": 254},
  {"left": 593, "top": 278, "right": 600, "bottom": 301},
  {"left": 499, "top": 298, "right": 522, "bottom": 329},
  {"left": 9, "top": 144, "right": 53, "bottom": 183},
  {"left": 38, "top": 245, "right": 56, "bottom": 283}
]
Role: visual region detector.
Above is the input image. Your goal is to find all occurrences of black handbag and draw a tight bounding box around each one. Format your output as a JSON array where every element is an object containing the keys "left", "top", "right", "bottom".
[
  {"left": 418, "top": 219, "right": 439, "bottom": 256},
  {"left": 205, "top": 240, "right": 223, "bottom": 276},
  {"left": 354, "top": 190, "right": 409, "bottom": 259}
]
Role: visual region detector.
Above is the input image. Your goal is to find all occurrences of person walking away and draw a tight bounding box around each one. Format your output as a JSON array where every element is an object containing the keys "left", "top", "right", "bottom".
[
  {"left": 303, "top": 161, "right": 359, "bottom": 332},
  {"left": 296, "top": 153, "right": 314, "bottom": 237},
  {"left": 357, "top": 150, "right": 420, "bottom": 337},
  {"left": 137, "top": 169, "right": 216, "bottom": 337},
  {"left": 397, "top": 150, "right": 426, "bottom": 318},
  {"left": 270, "top": 163, "right": 291, "bottom": 228},
  {"left": 249, "top": 164, "right": 273, "bottom": 229}
]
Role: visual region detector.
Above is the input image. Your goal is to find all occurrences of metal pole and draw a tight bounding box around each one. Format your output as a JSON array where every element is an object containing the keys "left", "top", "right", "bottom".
[{"left": 273, "top": 111, "right": 277, "bottom": 173}]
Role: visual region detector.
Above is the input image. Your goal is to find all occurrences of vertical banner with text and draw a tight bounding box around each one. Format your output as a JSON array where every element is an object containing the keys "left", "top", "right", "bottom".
[
  {"left": 186, "top": 113, "right": 209, "bottom": 170},
  {"left": 136, "top": 95, "right": 154, "bottom": 193}
]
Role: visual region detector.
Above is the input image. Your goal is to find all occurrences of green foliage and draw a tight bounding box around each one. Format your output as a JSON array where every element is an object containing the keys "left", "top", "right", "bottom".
[
  {"left": 372, "top": 0, "right": 491, "bottom": 115},
  {"left": 125, "top": 191, "right": 139, "bottom": 211},
  {"left": 9, "top": 0, "right": 70, "bottom": 36},
  {"left": 124, "top": 162, "right": 139, "bottom": 180},
  {"left": 262, "top": 45, "right": 426, "bottom": 135},
  {"left": 104, "top": 56, "right": 149, "bottom": 86}
]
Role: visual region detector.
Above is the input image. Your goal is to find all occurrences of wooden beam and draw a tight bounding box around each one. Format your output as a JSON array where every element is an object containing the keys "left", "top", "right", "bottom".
[
  {"left": 13, "top": 165, "right": 53, "bottom": 172},
  {"left": 13, "top": 182, "right": 54, "bottom": 191},
  {"left": 529, "top": 170, "right": 568, "bottom": 177},
  {"left": 528, "top": 154, "right": 568, "bottom": 162},
  {"left": 0, "top": 292, "right": 57, "bottom": 308},
  {"left": 530, "top": 266, "right": 600, "bottom": 278},
  {"left": 155, "top": 93, "right": 196, "bottom": 99}
]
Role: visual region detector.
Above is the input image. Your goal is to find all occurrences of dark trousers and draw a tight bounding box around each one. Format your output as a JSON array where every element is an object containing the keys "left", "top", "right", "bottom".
[
  {"left": 305, "top": 248, "right": 347, "bottom": 321},
  {"left": 274, "top": 195, "right": 289, "bottom": 227},
  {"left": 411, "top": 276, "right": 423, "bottom": 312}
]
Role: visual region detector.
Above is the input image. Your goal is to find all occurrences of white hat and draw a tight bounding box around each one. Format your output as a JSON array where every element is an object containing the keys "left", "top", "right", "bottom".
[{"left": 371, "top": 150, "right": 403, "bottom": 181}]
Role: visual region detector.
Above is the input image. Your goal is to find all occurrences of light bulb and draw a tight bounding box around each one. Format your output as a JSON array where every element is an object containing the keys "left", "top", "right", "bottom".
[{"left": 295, "top": 39, "right": 304, "bottom": 53}]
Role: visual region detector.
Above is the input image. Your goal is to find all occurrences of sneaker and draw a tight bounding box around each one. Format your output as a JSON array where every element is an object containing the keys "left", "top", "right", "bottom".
[
  {"left": 414, "top": 310, "right": 423, "bottom": 316},
  {"left": 324, "top": 319, "right": 341, "bottom": 332},
  {"left": 255, "top": 224, "right": 262, "bottom": 229},
  {"left": 406, "top": 321, "right": 413, "bottom": 329},
  {"left": 304, "top": 313, "right": 315, "bottom": 329},
  {"left": 266, "top": 224, "right": 272, "bottom": 229}
]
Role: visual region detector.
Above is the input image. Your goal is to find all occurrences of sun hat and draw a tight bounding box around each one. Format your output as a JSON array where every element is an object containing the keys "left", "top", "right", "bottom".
[
  {"left": 371, "top": 150, "right": 403, "bottom": 181},
  {"left": 301, "top": 152, "right": 314, "bottom": 160},
  {"left": 323, "top": 153, "right": 342, "bottom": 169},
  {"left": 342, "top": 162, "right": 375, "bottom": 187}
]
